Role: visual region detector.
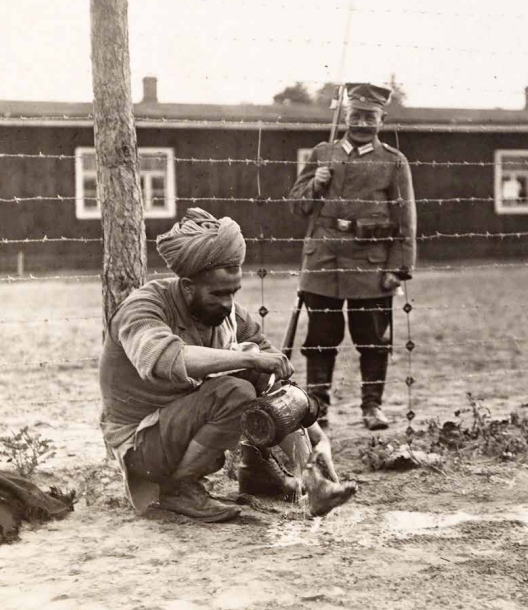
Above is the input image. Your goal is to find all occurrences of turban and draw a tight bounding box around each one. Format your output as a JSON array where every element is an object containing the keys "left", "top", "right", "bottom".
[{"left": 156, "top": 208, "right": 246, "bottom": 278}]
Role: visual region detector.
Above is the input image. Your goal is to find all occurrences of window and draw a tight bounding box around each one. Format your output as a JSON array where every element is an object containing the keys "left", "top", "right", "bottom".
[
  {"left": 75, "top": 147, "right": 176, "bottom": 219},
  {"left": 494, "top": 150, "right": 528, "bottom": 215},
  {"left": 297, "top": 148, "right": 313, "bottom": 175}
]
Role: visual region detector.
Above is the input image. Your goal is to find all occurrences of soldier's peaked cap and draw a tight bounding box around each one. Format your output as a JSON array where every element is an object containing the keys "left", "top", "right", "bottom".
[{"left": 345, "top": 83, "right": 392, "bottom": 111}]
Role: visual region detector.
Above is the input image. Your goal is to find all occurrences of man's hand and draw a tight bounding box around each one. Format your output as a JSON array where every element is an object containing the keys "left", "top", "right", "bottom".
[
  {"left": 250, "top": 351, "right": 294, "bottom": 380},
  {"left": 313, "top": 167, "right": 332, "bottom": 193},
  {"left": 381, "top": 271, "right": 401, "bottom": 291}
]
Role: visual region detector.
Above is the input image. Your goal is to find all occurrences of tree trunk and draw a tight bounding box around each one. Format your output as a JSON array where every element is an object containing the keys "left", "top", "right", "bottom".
[{"left": 90, "top": 0, "right": 147, "bottom": 336}]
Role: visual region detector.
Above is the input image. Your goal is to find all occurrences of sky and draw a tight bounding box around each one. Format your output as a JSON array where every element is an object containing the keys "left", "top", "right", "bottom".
[{"left": 1, "top": 0, "right": 528, "bottom": 110}]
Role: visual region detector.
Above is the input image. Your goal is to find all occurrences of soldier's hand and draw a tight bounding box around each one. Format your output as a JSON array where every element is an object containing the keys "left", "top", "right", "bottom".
[
  {"left": 381, "top": 272, "right": 401, "bottom": 291},
  {"left": 313, "top": 167, "right": 332, "bottom": 193},
  {"left": 251, "top": 352, "right": 294, "bottom": 380}
]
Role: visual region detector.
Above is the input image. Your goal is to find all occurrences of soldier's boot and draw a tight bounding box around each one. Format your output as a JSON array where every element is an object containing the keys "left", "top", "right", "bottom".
[
  {"left": 159, "top": 479, "right": 241, "bottom": 523},
  {"left": 306, "top": 355, "right": 335, "bottom": 427},
  {"left": 360, "top": 351, "right": 389, "bottom": 431},
  {"left": 237, "top": 442, "right": 300, "bottom": 500}
]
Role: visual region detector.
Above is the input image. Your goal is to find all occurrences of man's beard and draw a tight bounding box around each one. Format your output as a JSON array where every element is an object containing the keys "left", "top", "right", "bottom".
[{"left": 189, "top": 298, "right": 230, "bottom": 327}]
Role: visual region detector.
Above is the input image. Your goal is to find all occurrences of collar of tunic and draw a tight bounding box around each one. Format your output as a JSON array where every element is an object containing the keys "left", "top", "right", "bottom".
[{"left": 341, "top": 137, "right": 377, "bottom": 157}]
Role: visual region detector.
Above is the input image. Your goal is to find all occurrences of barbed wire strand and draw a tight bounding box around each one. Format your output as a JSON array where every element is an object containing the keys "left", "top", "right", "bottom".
[
  {"left": 0, "top": 357, "right": 98, "bottom": 369},
  {"left": 0, "top": 316, "right": 101, "bottom": 324},
  {"left": 2, "top": 231, "right": 528, "bottom": 247},
  {"left": 1, "top": 153, "right": 527, "bottom": 168},
  {"left": 212, "top": 39, "right": 528, "bottom": 57},
  {"left": 0, "top": 196, "right": 525, "bottom": 208},
  {"left": 174, "top": 3, "right": 527, "bottom": 21},
  {"left": 4, "top": 367, "right": 528, "bottom": 408},
  {"left": 5, "top": 338, "right": 525, "bottom": 369},
  {"left": 2, "top": 262, "right": 528, "bottom": 283},
  {"left": 3, "top": 300, "right": 528, "bottom": 325}
]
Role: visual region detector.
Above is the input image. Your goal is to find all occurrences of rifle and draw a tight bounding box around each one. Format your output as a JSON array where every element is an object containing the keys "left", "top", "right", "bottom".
[
  {"left": 281, "top": 84, "right": 346, "bottom": 358},
  {"left": 281, "top": 291, "right": 304, "bottom": 359}
]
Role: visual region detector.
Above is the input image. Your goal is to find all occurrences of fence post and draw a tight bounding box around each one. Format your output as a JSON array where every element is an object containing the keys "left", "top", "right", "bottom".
[{"left": 89, "top": 0, "right": 147, "bottom": 337}]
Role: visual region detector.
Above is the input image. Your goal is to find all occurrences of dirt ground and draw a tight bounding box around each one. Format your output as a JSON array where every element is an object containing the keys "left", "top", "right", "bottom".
[{"left": 1, "top": 266, "right": 528, "bottom": 610}]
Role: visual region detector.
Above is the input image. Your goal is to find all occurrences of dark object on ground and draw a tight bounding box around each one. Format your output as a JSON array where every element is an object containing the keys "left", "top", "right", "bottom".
[
  {"left": 381, "top": 446, "right": 443, "bottom": 471},
  {"left": 0, "top": 470, "right": 75, "bottom": 544},
  {"left": 361, "top": 440, "right": 443, "bottom": 471},
  {"left": 302, "top": 458, "right": 358, "bottom": 517}
]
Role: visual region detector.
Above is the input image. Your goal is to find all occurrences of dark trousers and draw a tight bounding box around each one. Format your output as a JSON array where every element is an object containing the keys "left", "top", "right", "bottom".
[
  {"left": 124, "top": 376, "right": 257, "bottom": 490},
  {"left": 301, "top": 292, "right": 392, "bottom": 408}
]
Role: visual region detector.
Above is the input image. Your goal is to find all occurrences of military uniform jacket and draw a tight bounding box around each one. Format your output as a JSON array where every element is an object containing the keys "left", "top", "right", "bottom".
[{"left": 289, "top": 135, "right": 417, "bottom": 299}]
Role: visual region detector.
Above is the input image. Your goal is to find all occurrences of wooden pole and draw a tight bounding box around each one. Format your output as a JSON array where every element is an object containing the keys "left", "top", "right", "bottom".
[{"left": 89, "top": 0, "right": 147, "bottom": 336}]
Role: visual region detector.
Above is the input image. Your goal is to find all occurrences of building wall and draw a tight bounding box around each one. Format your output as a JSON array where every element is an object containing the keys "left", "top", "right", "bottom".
[
  {"left": 1, "top": 124, "right": 528, "bottom": 272},
  {"left": 396, "top": 130, "right": 528, "bottom": 259}
]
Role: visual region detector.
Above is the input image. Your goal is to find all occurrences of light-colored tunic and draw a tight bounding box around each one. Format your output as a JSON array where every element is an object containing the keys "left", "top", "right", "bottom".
[{"left": 289, "top": 136, "right": 417, "bottom": 299}]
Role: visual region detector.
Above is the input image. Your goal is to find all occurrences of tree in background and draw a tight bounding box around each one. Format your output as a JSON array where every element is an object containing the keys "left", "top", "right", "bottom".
[
  {"left": 273, "top": 82, "right": 312, "bottom": 105},
  {"left": 314, "top": 77, "right": 407, "bottom": 107},
  {"left": 273, "top": 78, "right": 407, "bottom": 107},
  {"left": 313, "top": 82, "right": 339, "bottom": 108}
]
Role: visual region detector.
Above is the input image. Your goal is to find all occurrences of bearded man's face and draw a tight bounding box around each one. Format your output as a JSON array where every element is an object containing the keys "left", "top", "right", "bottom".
[{"left": 185, "top": 266, "right": 242, "bottom": 327}]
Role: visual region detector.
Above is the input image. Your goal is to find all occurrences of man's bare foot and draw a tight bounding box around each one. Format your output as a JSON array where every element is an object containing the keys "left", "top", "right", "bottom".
[{"left": 302, "top": 458, "right": 357, "bottom": 517}]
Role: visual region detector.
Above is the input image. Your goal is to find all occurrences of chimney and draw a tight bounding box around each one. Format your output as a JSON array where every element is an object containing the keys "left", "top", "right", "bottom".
[{"left": 142, "top": 76, "right": 158, "bottom": 103}]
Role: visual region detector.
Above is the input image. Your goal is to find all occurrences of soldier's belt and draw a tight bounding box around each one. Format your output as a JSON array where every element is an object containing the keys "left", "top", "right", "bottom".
[
  {"left": 316, "top": 216, "right": 356, "bottom": 233},
  {"left": 316, "top": 216, "right": 398, "bottom": 239}
]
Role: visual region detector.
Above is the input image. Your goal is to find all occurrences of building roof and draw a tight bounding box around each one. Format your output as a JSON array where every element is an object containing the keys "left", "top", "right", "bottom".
[{"left": 1, "top": 98, "right": 528, "bottom": 132}]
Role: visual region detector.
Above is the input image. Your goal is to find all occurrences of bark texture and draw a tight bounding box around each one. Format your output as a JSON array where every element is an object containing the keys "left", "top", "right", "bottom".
[{"left": 90, "top": 0, "right": 147, "bottom": 335}]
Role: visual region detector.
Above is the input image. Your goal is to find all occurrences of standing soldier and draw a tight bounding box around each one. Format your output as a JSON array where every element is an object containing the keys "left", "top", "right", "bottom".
[{"left": 289, "top": 83, "right": 417, "bottom": 430}]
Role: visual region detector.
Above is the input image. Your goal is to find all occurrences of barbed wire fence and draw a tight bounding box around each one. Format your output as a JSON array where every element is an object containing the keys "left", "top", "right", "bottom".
[
  {"left": 1, "top": 13, "right": 528, "bottom": 431},
  {"left": 1, "top": 160, "right": 527, "bottom": 390},
  {"left": 1, "top": 151, "right": 527, "bottom": 423}
]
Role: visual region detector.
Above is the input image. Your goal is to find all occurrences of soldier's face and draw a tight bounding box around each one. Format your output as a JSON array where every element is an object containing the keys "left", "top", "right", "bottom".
[{"left": 345, "top": 107, "right": 385, "bottom": 144}]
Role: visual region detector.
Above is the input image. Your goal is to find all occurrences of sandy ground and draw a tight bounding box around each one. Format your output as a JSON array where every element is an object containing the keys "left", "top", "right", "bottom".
[{"left": 1, "top": 267, "right": 528, "bottom": 610}]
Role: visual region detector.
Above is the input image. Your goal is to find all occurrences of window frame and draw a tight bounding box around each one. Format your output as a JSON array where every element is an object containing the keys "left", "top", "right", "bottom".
[
  {"left": 75, "top": 146, "right": 176, "bottom": 219},
  {"left": 494, "top": 149, "right": 528, "bottom": 215}
]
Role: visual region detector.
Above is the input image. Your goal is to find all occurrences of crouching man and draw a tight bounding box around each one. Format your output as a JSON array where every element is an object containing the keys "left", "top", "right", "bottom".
[{"left": 99, "top": 208, "right": 343, "bottom": 523}]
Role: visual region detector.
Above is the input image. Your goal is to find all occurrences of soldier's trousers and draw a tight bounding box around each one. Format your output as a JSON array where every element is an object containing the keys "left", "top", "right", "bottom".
[{"left": 301, "top": 292, "right": 392, "bottom": 408}]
